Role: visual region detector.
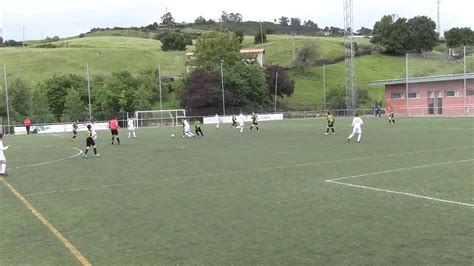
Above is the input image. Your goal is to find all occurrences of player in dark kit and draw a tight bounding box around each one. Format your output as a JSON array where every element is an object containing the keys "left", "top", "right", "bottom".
[
  {"left": 83, "top": 124, "right": 99, "bottom": 158},
  {"left": 231, "top": 115, "right": 238, "bottom": 128},
  {"left": 388, "top": 111, "right": 395, "bottom": 124},
  {"left": 325, "top": 112, "right": 335, "bottom": 135},
  {"left": 249, "top": 112, "right": 259, "bottom": 132},
  {"left": 71, "top": 120, "right": 79, "bottom": 141},
  {"left": 194, "top": 120, "right": 204, "bottom": 137}
]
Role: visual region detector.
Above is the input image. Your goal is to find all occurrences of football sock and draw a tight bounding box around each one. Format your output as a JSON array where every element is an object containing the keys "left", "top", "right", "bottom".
[
  {"left": 94, "top": 148, "right": 97, "bottom": 155},
  {"left": 357, "top": 134, "right": 361, "bottom": 142}
]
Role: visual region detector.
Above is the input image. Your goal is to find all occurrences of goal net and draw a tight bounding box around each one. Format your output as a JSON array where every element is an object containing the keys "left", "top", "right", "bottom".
[{"left": 135, "top": 109, "right": 186, "bottom": 128}]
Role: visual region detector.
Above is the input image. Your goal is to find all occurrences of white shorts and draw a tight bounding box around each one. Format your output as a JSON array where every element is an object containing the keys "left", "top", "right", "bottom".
[
  {"left": 128, "top": 126, "right": 135, "bottom": 131},
  {"left": 352, "top": 127, "right": 362, "bottom": 134},
  {"left": 0, "top": 153, "right": 5, "bottom": 161}
]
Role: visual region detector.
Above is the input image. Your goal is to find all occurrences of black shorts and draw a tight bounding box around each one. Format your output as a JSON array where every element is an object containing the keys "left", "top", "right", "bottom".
[
  {"left": 252, "top": 122, "right": 258, "bottom": 125},
  {"left": 327, "top": 122, "right": 334, "bottom": 127},
  {"left": 86, "top": 137, "right": 95, "bottom": 146},
  {"left": 111, "top": 129, "right": 119, "bottom": 136},
  {"left": 73, "top": 130, "right": 77, "bottom": 135}
]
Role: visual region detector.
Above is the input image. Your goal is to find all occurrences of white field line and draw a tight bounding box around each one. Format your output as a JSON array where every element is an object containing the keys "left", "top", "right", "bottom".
[
  {"left": 328, "top": 159, "right": 474, "bottom": 182},
  {"left": 327, "top": 180, "right": 474, "bottom": 208},
  {"left": 10, "top": 147, "right": 83, "bottom": 170},
  {"left": 25, "top": 145, "right": 474, "bottom": 197},
  {"left": 325, "top": 159, "right": 474, "bottom": 208}
]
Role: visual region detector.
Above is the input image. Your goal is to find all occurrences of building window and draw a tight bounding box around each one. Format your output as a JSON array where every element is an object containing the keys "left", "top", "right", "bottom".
[
  {"left": 407, "top": 92, "right": 420, "bottom": 99},
  {"left": 467, "top": 89, "right": 474, "bottom": 96},
  {"left": 445, "top": 90, "right": 459, "bottom": 97},
  {"left": 391, "top": 92, "right": 404, "bottom": 99}
]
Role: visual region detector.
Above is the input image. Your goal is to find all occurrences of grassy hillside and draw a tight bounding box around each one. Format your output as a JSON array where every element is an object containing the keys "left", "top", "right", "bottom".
[
  {"left": 1, "top": 34, "right": 471, "bottom": 110},
  {"left": 0, "top": 37, "right": 187, "bottom": 83}
]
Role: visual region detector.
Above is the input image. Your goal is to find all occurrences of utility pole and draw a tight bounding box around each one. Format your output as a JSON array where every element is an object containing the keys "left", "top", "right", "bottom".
[
  {"left": 260, "top": 21, "right": 264, "bottom": 45},
  {"left": 464, "top": 46, "right": 467, "bottom": 115},
  {"left": 86, "top": 63, "right": 92, "bottom": 120},
  {"left": 158, "top": 64, "right": 163, "bottom": 124},
  {"left": 220, "top": 60, "right": 225, "bottom": 116},
  {"left": 274, "top": 72, "right": 278, "bottom": 113},
  {"left": 3, "top": 64, "right": 10, "bottom": 134},
  {"left": 323, "top": 64, "right": 326, "bottom": 111},
  {"left": 292, "top": 33, "right": 296, "bottom": 64}
]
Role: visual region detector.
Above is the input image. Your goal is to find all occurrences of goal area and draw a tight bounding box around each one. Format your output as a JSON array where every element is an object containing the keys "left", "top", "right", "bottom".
[{"left": 135, "top": 109, "right": 186, "bottom": 128}]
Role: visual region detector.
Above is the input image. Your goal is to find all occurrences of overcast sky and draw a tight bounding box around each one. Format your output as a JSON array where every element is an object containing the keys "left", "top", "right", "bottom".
[{"left": 1, "top": 0, "right": 472, "bottom": 41}]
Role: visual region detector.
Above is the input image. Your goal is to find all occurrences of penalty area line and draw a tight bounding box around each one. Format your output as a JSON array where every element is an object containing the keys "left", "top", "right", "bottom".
[
  {"left": 325, "top": 158, "right": 474, "bottom": 208},
  {"left": 0, "top": 177, "right": 91, "bottom": 265}
]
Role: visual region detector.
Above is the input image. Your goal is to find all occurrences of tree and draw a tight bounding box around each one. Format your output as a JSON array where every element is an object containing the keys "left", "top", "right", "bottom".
[
  {"left": 194, "top": 16, "right": 207, "bottom": 24},
  {"left": 279, "top": 16, "right": 289, "bottom": 26},
  {"left": 372, "top": 14, "right": 437, "bottom": 53},
  {"left": 220, "top": 11, "right": 242, "bottom": 24},
  {"left": 371, "top": 15, "right": 410, "bottom": 53},
  {"left": 181, "top": 69, "right": 221, "bottom": 109},
  {"left": 193, "top": 30, "right": 242, "bottom": 70},
  {"left": 356, "top": 27, "right": 372, "bottom": 36},
  {"left": 290, "top": 18, "right": 301, "bottom": 30},
  {"left": 61, "top": 89, "right": 88, "bottom": 122},
  {"left": 0, "top": 37, "right": 4, "bottom": 47},
  {"left": 303, "top": 20, "right": 318, "bottom": 30},
  {"left": 264, "top": 65, "right": 295, "bottom": 97},
  {"left": 235, "top": 30, "right": 244, "bottom": 44},
  {"left": 444, "top": 27, "right": 474, "bottom": 48},
  {"left": 223, "top": 63, "right": 270, "bottom": 107},
  {"left": 254, "top": 31, "right": 267, "bottom": 44},
  {"left": 295, "top": 41, "right": 321, "bottom": 73},
  {"left": 326, "top": 86, "right": 346, "bottom": 109},
  {"left": 29, "top": 88, "right": 56, "bottom": 123},
  {"left": 10, "top": 79, "right": 31, "bottom": 118},
  {"left": 160, "top": 31, "right": 191, "bottom": 51},
  {"left": 406, "top": 16, "right": 437, "bottom": 52},
  {"left": 41, "top": 74, "right": 87, "bottom": 120},
  {"left": 161, "top": 12, "right": 175, "bottom": 26}
]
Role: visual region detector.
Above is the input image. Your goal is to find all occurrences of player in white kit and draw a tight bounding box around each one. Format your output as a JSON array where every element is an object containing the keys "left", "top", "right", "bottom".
[
  {"left": 214, "top": 114, "right": 220, "bottom": 129},
  {"left": 347, "top": 113, "right": 364, "bottom": 143},
  {"left": 128, "top": 118, "right": 137, "bottom": 138},
  {"left": 182, "top": 119, "right": 195, "bottom": 138},
  {"left": 0, "top": 133, "right": 10, "bottom": 176},
  {"left": 237, "top": 113, "right": 245, "bottom": 133}
]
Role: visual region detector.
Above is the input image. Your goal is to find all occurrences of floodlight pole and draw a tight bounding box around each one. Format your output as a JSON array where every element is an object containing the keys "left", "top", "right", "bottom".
[
  {"left": 464, "top": 46, "right": 467, "bottom": 115},
  {"left": 220, "top": 60, "right": 226, "bottom": 116},
  {"left": 405, "top": 53, "right": 409, "bottom": 116},
  {"left": 292, "top": 33, "right": 295, "bottom": 64},
  {"left": 3, "top": 64, "right": 10, "bottom": 134},
  {"left": 274, "top": 72, "right": 278, "bottom": 113},
  {"left": 86, "top": 63, "right": 92, "bottom": 120},
  {"left": 158, "top": 64, "right": 163, "bottom": 123},
  {"left": 260, "top": 21, "right": 264, "bottom": 44},
  {"left": 323, "top": 64, "right": 326, "bottom": 111}
]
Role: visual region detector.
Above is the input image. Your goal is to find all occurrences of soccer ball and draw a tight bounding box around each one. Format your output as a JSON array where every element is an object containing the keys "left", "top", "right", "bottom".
[{"left": 171, "top": 134, "right": 175, "bottom": 138}]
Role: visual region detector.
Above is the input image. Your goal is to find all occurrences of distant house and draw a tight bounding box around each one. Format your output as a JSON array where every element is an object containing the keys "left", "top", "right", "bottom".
[
  {"left": 185, "top": 48, "right": 265, "bottom": 70},
  {"left": 368, "top": 73, "right": 474, "bottom": 116}
]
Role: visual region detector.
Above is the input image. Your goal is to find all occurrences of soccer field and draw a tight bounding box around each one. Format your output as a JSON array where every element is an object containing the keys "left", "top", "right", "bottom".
[{"left": 1, "top": 117, "right": 473, "bottom": 265}]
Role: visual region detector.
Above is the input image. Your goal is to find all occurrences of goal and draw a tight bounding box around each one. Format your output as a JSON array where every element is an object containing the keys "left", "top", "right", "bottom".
[{"left": 135, "top": 109, "right": 186, "bottom": 128}]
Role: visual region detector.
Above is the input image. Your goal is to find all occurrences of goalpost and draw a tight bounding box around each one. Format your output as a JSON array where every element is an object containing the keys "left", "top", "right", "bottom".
[{"left": 134, "top": 109, "right": 186, "bottom": 128}]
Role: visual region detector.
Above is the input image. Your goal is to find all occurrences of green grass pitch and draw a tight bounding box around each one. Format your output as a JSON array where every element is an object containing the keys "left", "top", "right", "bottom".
[{"left": 1, "top": 117, "right": 473, "bottom": 264}]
